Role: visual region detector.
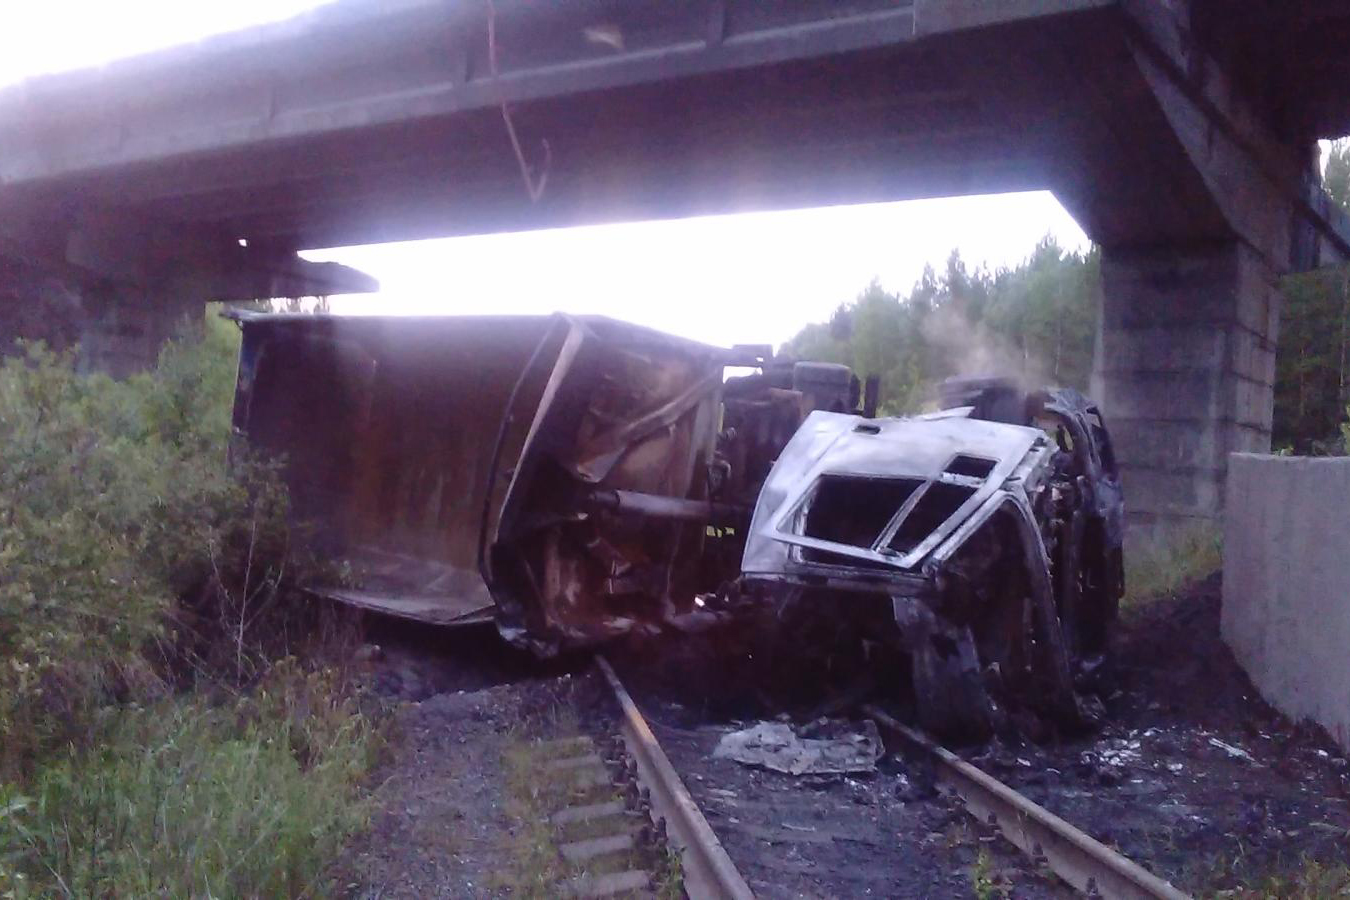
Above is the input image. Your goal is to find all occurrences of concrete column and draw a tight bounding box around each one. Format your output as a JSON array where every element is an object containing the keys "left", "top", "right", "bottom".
[
  {"left": 1223, "top": 454, "right": 1350, "bottom": 752},
  {"left": 1, "top": 255, "right": 198, "bottom": 376},
  {"left": 1092, "top": 241, "right": 1280, "bottom": 536},
  {"left": 75, "top": 282, "right": 199, "bottom": 377},
  {"left": 0, "top": 255, "right": 86, "bottom": 355}
]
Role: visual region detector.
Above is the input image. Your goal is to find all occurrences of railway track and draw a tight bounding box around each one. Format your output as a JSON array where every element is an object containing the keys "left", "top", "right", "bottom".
[
  {"left": 598, "top": 656, "right": 755, "bottom": 899},
  {"left": 588, "top": 657, "right": 1192, "bottom": 900},
  {"left": 862, "top": 706, "right": 1191, "bottom": 900}
]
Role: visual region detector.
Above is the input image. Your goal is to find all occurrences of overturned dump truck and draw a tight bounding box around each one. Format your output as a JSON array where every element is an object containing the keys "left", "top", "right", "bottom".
[
  {"left": 227, "top": 312, "right": 831, "bottom": 645},
  {"left": 230, "top": 313, "right": 1123, "bottom": 737}
]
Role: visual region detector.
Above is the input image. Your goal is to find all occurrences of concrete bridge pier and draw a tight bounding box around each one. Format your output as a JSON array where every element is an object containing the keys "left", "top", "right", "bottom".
[
  {"left": 1093, "top": 242, "right": 1280, "bottom": 536},
  {"left": 0, "top": 261, "right": 200, "bottom": 377},
  {"left": 1062, "top": 2, "right": 1350, "bottom": 537},
  {"left": 75, "top": 282, "right": 200, "bottom": 377},
  {"left": 0, "top": 225, "right": 376, "bottom": 376}
]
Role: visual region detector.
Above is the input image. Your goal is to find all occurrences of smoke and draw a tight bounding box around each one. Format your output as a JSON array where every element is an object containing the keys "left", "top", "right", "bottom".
[{"left": 918, "top": 304, "right": 1056, "bottom": 398}]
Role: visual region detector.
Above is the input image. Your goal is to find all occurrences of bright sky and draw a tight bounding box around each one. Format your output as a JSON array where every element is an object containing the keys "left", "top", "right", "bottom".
[
  {"left": 2, "top": 0, "right": 1097, "bottom": 348},
  {"left": 303, "top": 197, "right": 1087, "bottom": 349}
]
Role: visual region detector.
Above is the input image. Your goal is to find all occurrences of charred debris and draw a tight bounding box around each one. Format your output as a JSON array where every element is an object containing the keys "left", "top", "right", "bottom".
[{"left": 229, "top": 312, "right": 1124, "bottom": 739}]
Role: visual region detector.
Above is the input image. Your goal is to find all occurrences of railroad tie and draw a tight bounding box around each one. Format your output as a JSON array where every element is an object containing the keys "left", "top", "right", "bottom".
[
  {"left": 536, "top": 735, "right": 595, "bottom": 754},
  {"left": 537, "top": 748, "right": 608, "bottom": 787},
  {"left": 532, "top": 734, "right": 660, "bottom": 898},
  {"left": 550, "top": 799, "right": 627, "bottom": 826},
  {"left": 567, "top": 869, "right": 651, "bottom": 898},
  {"left": 545, "top": 753, "right": 607, "bottom": 772},
  {"left": 559, "top": 833, "right": 636, "bottom": 864}
]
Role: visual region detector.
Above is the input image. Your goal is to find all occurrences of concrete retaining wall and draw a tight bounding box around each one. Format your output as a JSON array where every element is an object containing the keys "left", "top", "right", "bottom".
[{"left": 1222, "top": 453, "right": 1350, "bottom": 751}]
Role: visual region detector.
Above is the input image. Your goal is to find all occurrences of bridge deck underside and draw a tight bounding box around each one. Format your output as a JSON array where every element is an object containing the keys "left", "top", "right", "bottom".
[{"left": 0, "top": 1, "right": 1241, "bottom": 253}]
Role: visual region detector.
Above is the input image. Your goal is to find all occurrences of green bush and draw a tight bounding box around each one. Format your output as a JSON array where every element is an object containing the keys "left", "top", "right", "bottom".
[
  {"left": 0, "top": 317, "right": 328, "bottom": 765},
  {"left": 0, "top": 315, "right": 377, "bottom": 895},
  {"left": 1, "top": 340, "right": 173, "bottom": 774},
  {"left": 0, "top": 664, "right": 375, "bottom": 897}
]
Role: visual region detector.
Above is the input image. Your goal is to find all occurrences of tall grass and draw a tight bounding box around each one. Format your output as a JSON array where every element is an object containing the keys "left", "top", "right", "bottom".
[
  {"left": 0, "top": 666, "right": 375, "bottom": 897},
  {"left": 1122, "top": 522, "right": 1223, "bottom": 610},
  {"left": 0, "top": 313, "right": 379, "bottom": 896}
]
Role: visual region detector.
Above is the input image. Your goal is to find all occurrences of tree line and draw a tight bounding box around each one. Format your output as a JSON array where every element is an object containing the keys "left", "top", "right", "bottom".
[
  {"left": 1277, "top": 140, "right": 1350, "bottom": 452},
  {"left": 783, "top": 140, "right": 1350, "bottom": 453},
  {"left": 782, "top": 238, "right": 1099, "bottom": 415}
]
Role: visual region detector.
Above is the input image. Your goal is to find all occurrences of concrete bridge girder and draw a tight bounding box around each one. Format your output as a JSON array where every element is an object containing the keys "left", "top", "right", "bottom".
[{"left": 1, "top": 0, "right": 1348, "bottom": 529}]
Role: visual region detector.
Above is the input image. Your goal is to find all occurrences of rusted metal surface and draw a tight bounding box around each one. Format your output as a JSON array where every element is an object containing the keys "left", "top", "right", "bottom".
[
  {"left": 230, "top": 313, "right": 563, "bottom": 626},
  {"left": 586, "top": 489, "right": 748, "bottom": 524},
  {"left": 480, "top": 315, "right": 734, "bottom": 653},
  {"left": 741, "top": 378, "right": 1125, "bottom": 738}
]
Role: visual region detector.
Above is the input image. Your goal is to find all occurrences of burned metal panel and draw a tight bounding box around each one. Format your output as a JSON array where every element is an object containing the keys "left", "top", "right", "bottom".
[
  {"left": 230, "top": 310, "right": 740, "bottom": 653},
  {"left": 741, "top": 408, "right": 1048, "bottom": 581},
  {"left": 484, "top": 316, "right": 731, "bottom": 654},
  {"left": 230, "top": 313, "right": 564, "bottom": 623}
]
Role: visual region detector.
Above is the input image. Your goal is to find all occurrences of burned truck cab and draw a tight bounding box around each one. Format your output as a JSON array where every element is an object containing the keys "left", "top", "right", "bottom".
[{"left": 740, "top": 378, "right": 1125, "bottom": 738}]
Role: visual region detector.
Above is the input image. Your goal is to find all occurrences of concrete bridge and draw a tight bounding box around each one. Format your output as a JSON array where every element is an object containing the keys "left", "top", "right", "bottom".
[{"left": 2, "top": 0, "right": 1349, "bottom": 532}]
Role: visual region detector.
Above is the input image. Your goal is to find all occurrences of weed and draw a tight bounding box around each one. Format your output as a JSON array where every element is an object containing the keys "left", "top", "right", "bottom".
[
  {"left": 970, "top": 847, "right": 1009, "bottom": 900},
  {"left": 497, "top": 703, "right": 669, "bottom": 898},
  {"left": 652, "top": 844, "right": 685, "bottom": 900},
  {"left": 0, "top": 314, "right": 383, "bottom": 896},
  {"left": 1122, "top": 522, "right": 1222, "bottom": 611},
  {"left": 0, "top": 673, "right": 378, "bottom": 897},
  {"left": 1226, "top": 857, "right": 1350, "bottom": 898},
  {"left": 498, "top": 727, "right": 583, "bottom": 898}
]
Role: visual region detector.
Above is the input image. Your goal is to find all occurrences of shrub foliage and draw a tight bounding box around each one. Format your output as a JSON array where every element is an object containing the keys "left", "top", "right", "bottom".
[{"left": 0, "top": 316, "right": 374, "bottom": 896}]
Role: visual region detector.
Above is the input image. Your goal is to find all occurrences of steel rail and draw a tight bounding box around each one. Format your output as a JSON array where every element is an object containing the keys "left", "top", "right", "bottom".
[
  {"left": 863, "top": 705, "right": 1191, "bottom": 900},
  {"left": 597, "top": 656, "right": 755, "bottom": 900}
]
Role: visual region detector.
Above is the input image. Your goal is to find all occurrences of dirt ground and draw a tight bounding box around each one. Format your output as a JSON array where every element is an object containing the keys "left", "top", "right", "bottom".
[
  {"left": 331, "top": 645, "right": 670, "bottom": 899},
  {"left": 615, "top": 573, "right": 1350, "bottom": 897},
  {"left": 330, "top": 684, "right": 529, "bottom": 898},
  {"left": 331, "top": 574, "right": 1349, "bottom": 897},
  {"left": 337, "top": 660, "right": 1060, "bottom": 899},
  {"left": 325, "top": 624, "right": 576, "bottom": 895},
  {"left": 984, "top": 574, "right": 1350, "bottom": 893},
  {"left": 647, "top": 701, "right": 1068, "bottom": 898}
]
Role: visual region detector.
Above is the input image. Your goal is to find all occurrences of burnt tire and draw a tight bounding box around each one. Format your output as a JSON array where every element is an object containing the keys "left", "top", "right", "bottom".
[{"left": 910, "top": 635, "right": 996, "bottom": 742}]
